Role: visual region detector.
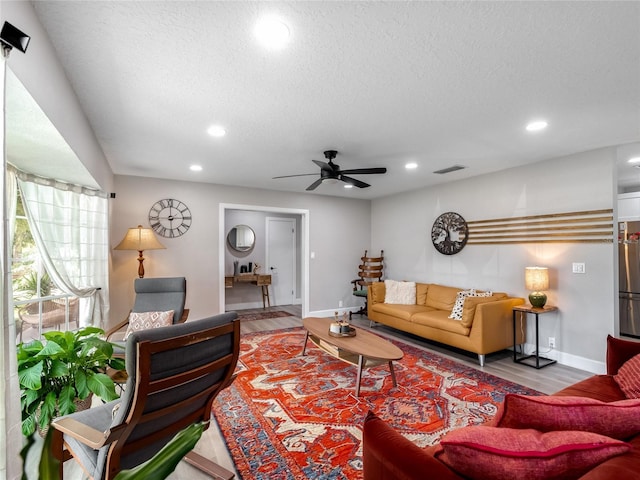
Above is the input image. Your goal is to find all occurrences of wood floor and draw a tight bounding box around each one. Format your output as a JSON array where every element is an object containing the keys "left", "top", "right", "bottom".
[{"left": 46, "top": 304, "right": 592, "bottom": 479}]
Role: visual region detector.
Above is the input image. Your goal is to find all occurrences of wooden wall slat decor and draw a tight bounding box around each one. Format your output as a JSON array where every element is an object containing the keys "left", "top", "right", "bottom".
[{"left": 466, "top": 209, "right": 614, "bottom": 245}]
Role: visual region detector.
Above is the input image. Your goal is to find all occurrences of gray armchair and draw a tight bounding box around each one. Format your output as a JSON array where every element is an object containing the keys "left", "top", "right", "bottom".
[
  {"left": 105, "top": 276, "right": 189, "bottom": 341},
  {"left": 51, "top": 312, "right": 240, "bottom": 479}
]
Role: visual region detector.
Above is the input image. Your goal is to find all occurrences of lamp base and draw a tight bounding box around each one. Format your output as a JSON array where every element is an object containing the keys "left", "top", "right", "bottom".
[{"left": 529, "top": 292, "right": 547, "bottom": 308}]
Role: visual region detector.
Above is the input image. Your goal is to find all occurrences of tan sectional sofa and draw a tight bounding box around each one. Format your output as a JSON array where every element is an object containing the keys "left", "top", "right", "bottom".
[{"left": 367, "top": 282, "right": 525, "bottom": 366}]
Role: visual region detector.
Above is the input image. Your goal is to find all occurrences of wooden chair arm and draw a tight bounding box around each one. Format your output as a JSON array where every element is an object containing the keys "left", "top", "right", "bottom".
[
  {"left": 179, "top": 308, "right": 190, "bottom": 323},
  {"left": 104, "top": 313, "right": 131, "bottom": 340},
  {"left": 51, "top": 417, "right": 127, "bottom": 450}
]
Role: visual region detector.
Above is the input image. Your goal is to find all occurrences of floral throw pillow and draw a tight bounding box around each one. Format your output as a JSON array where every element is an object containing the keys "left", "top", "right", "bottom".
[{"left": 124, "top": 310, "right": 174, "bottom": 340}]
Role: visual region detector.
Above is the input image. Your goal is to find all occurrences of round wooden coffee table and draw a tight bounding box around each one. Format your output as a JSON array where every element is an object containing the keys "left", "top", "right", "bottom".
[{"left": 302, "top": 317, "right": 404, "bottom": 396}]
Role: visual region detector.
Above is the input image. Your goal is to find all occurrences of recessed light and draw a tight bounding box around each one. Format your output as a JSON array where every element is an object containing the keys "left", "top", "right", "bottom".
[
  {"left": 405, "top": 162, "right": 418, "bottom": 170},
  {"left": 207, "top": 125, "right": 226, "bottom": 137},
  {"left": 190, "top": 165, "right": 203, "bottom": 172},
  {"left": 255, "top": 16, "right": 290, "bottom": 49},
  {"left": 344, "top": 183, "right": 354, "bottom": 189},
  {"left": 628, "top": 157, "right": 640, "bottom": 164},
  {"left": 526, "top": 120, "right": 548, "bottom": 132}
]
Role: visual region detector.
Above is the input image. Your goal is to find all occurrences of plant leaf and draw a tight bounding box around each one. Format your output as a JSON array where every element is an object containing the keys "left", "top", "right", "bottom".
[
  {"left": 74, "top": 370, "right": 88, "bottom": 399},
  {"left": 58, "top": 385, "right": 76, "bottom": 416},
  {"left": 35, "top": 340, "right": 64, "bottom": 359},
  {"left": 39, "top": 426, "right": 61, "bottom": 480},
  {"left": 87, "top": 372, "right": 118, "bottom": 401},
  {"left": 18, "top": 361, "right": 43, "bottom": 390},
  {"left": 49, "top": 359, "right": 69, "bottom": 379},
  {"left": 39, "top": 391, "right": 57, "bottom": 431},
  {"left": 113, "top": 422, "right": 205, "bottom": 480},
  {"left": 21, "top": 414, "right": 36, "bottom": 437}
]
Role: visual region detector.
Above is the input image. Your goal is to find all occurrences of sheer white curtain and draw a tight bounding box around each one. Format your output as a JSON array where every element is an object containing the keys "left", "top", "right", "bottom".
[
  {"left": 2, "top": 143, "right": 21, "bottom": 479},
  {"left": 15, "top": 169, "right": 109, "bottom": 328}
]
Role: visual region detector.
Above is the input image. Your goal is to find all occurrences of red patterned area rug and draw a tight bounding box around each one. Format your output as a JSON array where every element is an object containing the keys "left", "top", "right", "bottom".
[
  {"left": 236, "top": 310, "right": 293, "bottom": 322},
  {"left": 212, "top": 327, "right": 540, "bottom": 479}
]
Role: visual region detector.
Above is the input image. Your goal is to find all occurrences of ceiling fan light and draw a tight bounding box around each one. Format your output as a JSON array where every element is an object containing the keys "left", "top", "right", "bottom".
[{"left": 323, "top": 178, "right": 338, "bottom": 184}]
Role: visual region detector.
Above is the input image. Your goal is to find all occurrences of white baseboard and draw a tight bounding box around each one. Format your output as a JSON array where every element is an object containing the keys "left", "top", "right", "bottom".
[
  {"left": 226, "top": 299, "right": 303, "bottom": 310},
  {"left": 308, "top": 307, "right": 356, "bottom": 318},
  {"left": 520, "top": 342, "right": 605, "bottom": 374}
]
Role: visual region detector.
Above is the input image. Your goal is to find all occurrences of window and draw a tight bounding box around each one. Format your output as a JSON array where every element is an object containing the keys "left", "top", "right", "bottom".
[{"left": 12, "top": 191, "right": 79, "bottom": 342}]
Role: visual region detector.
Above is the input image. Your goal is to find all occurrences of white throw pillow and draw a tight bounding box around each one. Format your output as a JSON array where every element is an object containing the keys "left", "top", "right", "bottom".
[
  {"left": 449, "top": 290, "right": 493, "bottom": 320},
  {"left": 384, "top": 279, "right": 417, "bottom": 305},
  {"left": 124, "top": 310, "right": 174, "bottom": 339}
]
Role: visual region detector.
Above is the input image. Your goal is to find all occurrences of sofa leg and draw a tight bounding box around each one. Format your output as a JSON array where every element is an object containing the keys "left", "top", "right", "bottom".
[{"left": 478, "top": 354, "right": 485, "bottom": 367}]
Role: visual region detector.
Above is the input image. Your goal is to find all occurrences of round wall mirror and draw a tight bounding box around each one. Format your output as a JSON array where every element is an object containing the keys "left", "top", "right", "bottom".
[{"left": 227, "top": 224, "right": 255, "bottom": 252}]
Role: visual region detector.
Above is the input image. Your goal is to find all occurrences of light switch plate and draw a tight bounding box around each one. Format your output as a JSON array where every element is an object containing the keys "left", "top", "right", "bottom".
[{"left": 572, "top": 262, "right": 586, "bottom": 274}]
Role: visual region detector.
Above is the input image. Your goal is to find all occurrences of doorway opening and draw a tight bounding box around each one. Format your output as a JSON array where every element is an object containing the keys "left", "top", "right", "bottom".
[{"left": 219, "top": 203, "right": 309, "bottom": 317}]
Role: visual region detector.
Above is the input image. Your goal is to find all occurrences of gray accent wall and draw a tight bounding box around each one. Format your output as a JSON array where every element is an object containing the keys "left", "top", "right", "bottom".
[
  {"left": 372, "top": 147, "right": 617, "bottom": 372},
  {"left": 110, "top": 175, "right": 371, "bottom": 324}
]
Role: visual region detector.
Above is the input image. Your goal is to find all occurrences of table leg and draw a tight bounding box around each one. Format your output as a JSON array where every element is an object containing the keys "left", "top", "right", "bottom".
[
  {"left": 512, "top": 310, "right": 517, "bottom": 362},
  {"left": 356, "top": 355, "right": 364, "bottom": 397},
  {"left": 301, "top": 330, "right": 310, "bottom": 356},
  {"left": 388, "top": 361, "right": 398, "bottom": 387}
]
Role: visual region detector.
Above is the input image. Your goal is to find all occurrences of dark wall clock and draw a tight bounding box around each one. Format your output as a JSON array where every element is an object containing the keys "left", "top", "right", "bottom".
[
  {"left": 148, "top": 198, "right": 192, "bottom": 238},
  {"left": 431, "top": 212, "right": 468, "bottom": 255}
]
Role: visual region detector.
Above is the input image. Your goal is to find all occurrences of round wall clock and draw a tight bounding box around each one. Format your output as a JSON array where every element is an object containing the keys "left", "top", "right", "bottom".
[
  {"left": 148, "top": 198, "right": 192, "bottom": 238},
  {"left": 431, "top": 212, "right": 468, "bottom": 255}
]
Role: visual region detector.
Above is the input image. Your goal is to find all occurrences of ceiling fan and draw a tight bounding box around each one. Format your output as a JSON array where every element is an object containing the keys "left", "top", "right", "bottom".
[{"left": 273, "top": 150, "right": 387, "bottom": 191}]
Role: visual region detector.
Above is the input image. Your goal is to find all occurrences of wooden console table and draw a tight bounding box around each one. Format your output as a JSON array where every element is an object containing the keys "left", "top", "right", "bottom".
[{"left": 225, "top": 274, "right": 272, "bottom": 308}]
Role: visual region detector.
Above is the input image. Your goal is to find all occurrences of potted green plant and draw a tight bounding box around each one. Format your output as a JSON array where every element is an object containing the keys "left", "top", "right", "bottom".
[{"left": 17, "top": 326, "right": 126, "bottom": 436}]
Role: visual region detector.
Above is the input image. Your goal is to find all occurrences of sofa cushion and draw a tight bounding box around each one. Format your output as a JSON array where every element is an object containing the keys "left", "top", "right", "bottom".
[
  {"left": 437, "top": 426, "right": 631, "bottom": 480},
  {"left": 384, "top": 280, "right": 416, "bottom": 304},
  {"left": 460, "top": 296, "right": 501, "bottom": 328},
  {"left": 370, "top": 302, "right": 434, "bottom": 321},
  {"left": 614, "top": 353, "right": 640, "bottom": 398},
  {"left": 493, "top": 394, "right": 640, "bottom": 440},
  {"left": 425, "top": 284, "right": 461, "bottom": 311},
  {"left": 416, "top": 283, "right": 429, "bottom": 306},
  {"left": 554, "top": 374, "right": 626, "bottom": 402},
  {"left": 411, "top": 311, "right": 471, "bottom": 335}
]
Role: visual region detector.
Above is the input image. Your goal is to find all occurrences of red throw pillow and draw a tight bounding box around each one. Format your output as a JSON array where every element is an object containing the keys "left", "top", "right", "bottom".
[
  {"left": 614, "top": 353, "right": 640, "bottom": 398},
  {"left": 492, "top": 394, "right": 640, "bottom": 439},
  {"left": 437, "top": 426, "right": 631, "bottom": 480}
]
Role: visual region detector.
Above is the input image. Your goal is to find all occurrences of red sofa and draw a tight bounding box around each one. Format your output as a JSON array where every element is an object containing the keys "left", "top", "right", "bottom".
[{"left": 363, "top": 335, "right": 640, "bottom": 480}]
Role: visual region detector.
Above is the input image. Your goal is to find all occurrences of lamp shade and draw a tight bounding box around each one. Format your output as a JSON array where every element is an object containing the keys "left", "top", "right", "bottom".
[
  {"left": 114, "top": 225, "right": 165, "bottom": 251},
  {"left": 525, "top": 267, "right": 549, "bottom": 291}
]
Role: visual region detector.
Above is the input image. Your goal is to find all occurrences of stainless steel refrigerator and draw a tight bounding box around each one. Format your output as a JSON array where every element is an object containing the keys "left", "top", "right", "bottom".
[{"left": 619, "top": 221, "right": 640, "bottom": 338}]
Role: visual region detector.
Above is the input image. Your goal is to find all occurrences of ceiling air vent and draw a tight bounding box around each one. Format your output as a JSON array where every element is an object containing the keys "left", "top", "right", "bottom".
[{"left": 433, "top": 165, "right": 466, "bottom": 175}]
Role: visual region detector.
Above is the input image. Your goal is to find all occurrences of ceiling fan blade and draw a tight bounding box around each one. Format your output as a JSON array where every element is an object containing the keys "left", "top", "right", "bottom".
[
  {"left": 306, "top": 178, "right": 324, "bottom": 191},
  {"left": 272, "top": 173, "right": 318, "bottom": 179},
  {"left": 339, "top": 167, "right": 387, "bottom": 175},
  {"left": 312, "top": 159, "right": 334, "bottom": 171},
  {"left": 340, "top": 175, "right": 370, "bottom": 188}
]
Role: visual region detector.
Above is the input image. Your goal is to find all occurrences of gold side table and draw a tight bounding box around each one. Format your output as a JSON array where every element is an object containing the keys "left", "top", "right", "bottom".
[{"left": 512, "top": 304, "right": 558, "bottom": 369}]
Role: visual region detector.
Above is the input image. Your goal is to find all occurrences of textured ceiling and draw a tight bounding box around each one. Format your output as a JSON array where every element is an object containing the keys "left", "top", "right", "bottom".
[{"left": 18, "top": 1, "right": 640, "bottom": 198}]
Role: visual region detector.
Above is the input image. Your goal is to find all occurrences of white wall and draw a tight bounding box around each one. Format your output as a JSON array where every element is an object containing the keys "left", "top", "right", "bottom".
[
  {"left": 109, "top": 175, "right": 371, "bottom": 324},
  {"left": 372, "top": 147, "right": 617, "bottom": 373}
]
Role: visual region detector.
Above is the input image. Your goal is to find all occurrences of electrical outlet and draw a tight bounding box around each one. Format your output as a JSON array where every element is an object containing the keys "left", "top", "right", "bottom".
[
  {"left": 338, "top": 300, "right": 343, "bottom": 308},
  {"left": 548, "top": 337, "right": 556, "bottom": 348}
]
